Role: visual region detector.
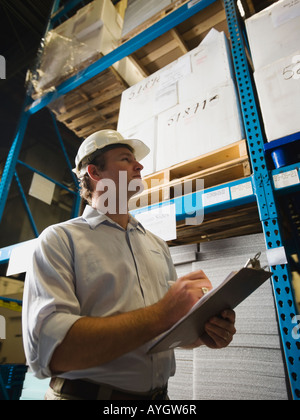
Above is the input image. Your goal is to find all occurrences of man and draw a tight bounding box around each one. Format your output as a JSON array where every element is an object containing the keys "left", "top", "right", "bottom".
[{"left": 22, "top": 130, "right": 236, "bottom": 400}]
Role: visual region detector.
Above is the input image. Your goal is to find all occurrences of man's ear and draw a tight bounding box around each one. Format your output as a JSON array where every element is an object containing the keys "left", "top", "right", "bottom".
[{"left": 86, "top": 164, "right": 102, "bottom": 181}]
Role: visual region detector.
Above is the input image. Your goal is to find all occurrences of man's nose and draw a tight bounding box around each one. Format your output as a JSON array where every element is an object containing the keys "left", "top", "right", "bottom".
[{"left": 134, "top": 161, "right": 144, "bottom": 171}]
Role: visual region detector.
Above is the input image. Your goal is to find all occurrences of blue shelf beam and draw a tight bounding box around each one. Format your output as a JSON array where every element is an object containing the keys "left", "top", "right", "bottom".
[
  {"left": 0, "top": 175, "right": 258, "bottom": 265},
  {"left": 17, "top": 160, "right": 78, "bottom": 197},
  {"left": 0, "top": 107, "right": 30, "bottom": 223},
  {"left": 14, "top": 171, "right": 40, "bottom": 238},
  {"left": 131, "top": 176, "right": 257, "bottom": 221}
]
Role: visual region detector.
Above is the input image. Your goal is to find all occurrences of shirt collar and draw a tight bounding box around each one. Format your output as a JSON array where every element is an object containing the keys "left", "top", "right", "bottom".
[{"left": 82, "top": 205, "right": 146, "bottom": 234}]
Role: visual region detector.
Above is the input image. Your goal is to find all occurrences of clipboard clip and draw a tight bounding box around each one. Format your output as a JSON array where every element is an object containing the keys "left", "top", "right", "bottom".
[{"left": 244, "top": 252, "right": 262, "bottom": 270}]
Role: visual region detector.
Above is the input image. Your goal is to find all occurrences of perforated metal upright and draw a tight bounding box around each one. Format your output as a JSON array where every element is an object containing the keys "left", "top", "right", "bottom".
[{"left": 224, "top": 0, "right": 300, "bottom": 400}]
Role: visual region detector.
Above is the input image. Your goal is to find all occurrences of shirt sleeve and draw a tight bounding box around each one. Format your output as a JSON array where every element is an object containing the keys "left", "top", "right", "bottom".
[{"left": 22, "top": 226, "right": 83, "bottom": 379}]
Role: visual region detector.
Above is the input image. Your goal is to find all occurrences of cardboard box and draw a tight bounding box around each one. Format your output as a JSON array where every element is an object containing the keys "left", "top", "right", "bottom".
[
  {"left": 246, "top": 0, "right": 300, "bottom": 70},
  {"left": 118, "top": 51, "right": 195, "bottom": 131},
  {"left": 254, "top": 51, "right": 300, "bottom": 142},
  {"left": 178, "top": 29, "right": 234, "bottom": 103},
  {"left": 59, "top": 0, "right": 122, "bottom": 69},
  {"left": 33, "top": 0, "right": 145, "bottom": 96},
  {"left": 117, "top": 70, "right": 162, "bottom": 131},
  {"left": 113, "top": 55, "right": 145, "bottom": 87},
  {"left": 120, "top": 117, "right": 157, "bottom": 176},
  {"left": 156, "top": 80, "right": 245, "bottom": 171},
  {"left": 118, "top": 29, "right": 233, "bottom": 131},
  {"left": 122, "top": 0, "right": 172, "bottom": 38},
  {"left": 117, "top": 29, "right": 243, "bottom": 174},
  {"left": 73, "top": 0, "right": 122, "bottom": 42}
]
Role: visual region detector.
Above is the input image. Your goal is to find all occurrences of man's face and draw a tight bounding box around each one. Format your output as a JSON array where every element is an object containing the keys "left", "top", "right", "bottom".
[
  {"left": 99, "top": 146, "right": 144, "bottom": 186},
  {"left": 94, "top": 146, "right": 145, "bottom": 213}
]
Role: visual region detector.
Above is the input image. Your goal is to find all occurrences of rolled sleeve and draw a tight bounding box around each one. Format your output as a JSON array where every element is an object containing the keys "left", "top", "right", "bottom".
[{"left": 22, "top": 226, "right": 82, "bottom": 379}]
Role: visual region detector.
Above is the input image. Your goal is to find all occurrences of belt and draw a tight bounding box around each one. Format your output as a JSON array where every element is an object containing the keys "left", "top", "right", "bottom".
[{"left": 50, "top": 377, "right": 168, "bottom": 400}]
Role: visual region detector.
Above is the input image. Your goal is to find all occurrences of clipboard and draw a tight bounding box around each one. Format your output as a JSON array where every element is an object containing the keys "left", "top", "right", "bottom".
[{"left": 148, "top": 253, "right": 272, "bottom": 354}]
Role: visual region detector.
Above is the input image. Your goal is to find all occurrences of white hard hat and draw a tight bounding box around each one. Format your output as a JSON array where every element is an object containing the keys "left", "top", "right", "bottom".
[{"left": 73, "top": 129, "right": 150, "bottom": 177}]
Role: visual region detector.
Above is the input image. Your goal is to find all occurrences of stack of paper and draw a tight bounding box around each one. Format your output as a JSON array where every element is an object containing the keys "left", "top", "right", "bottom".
[
  {"left": 169, "top": 244, "right": 198, "bottom": 266},
  {"left": 167, "top": 233, "right": 288, "bottom": 400},
  {"left": 168, "top": 348, "right": 194, "bottom": 400},
  {"left": 168, "top": 245, "right": 198, "bottom": 400}
]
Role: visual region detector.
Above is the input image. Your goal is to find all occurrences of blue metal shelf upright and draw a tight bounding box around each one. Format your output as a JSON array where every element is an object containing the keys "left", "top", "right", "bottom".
[
  {"left": 0, "top": 0, "right": 299, "bottom": 399},
  {"left": 224, "top": 0, "right": 300, "bottom": 400}
]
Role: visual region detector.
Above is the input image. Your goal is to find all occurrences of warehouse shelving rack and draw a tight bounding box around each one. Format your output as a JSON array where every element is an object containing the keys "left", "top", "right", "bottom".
[{"left": 0, "top": 0, "right": 299, "bottom": 400}]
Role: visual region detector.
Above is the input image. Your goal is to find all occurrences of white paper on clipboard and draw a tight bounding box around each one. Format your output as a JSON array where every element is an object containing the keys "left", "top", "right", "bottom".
[{"left": 148, "top": 259, "right": 272, "bottom": 354}]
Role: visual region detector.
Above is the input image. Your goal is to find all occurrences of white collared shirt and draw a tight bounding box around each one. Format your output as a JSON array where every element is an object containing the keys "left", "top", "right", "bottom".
[{"left": 22, "top": 205, "right": 177, "bottom": 392}]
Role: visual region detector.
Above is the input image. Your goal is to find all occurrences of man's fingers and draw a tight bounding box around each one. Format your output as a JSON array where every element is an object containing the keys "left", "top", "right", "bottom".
[
  {"left": 204, "top": 310, "right": 237, "bottom": 348},
  {"left": 181, "top": 270, "right": 209, "bottom": 281},
  {"left": 221, "top": 309, "right": 236, "bottom": 324}
]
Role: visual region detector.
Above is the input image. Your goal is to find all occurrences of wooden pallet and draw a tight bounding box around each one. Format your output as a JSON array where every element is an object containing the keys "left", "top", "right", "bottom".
[
  {"left": 129, "top": 140, "right": 251, "bottom": 210},
  {"left": 168, "top": 203, "right": 262, "bottom": 245},
  {"left": 49, "top": 65, "right": 128, "bottom": 138}
]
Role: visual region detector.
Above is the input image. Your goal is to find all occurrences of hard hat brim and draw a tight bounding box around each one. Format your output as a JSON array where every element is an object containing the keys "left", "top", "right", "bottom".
[{"left": 73, "top": 137, "right": 150, "bottom": 177}]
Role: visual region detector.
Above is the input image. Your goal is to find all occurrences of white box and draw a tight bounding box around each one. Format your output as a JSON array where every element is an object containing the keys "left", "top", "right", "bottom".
[
  {"left": 118, "top": 29, "right": 233, "bottom": 131},
  {"left": 73, "top": 0, "right": 122, "bottom": 42},
  {"left": 72, "top": 24, "right": 116, "bottom": 67},
  {"left": 122, "top": 0, "right": 172, "bottom": 37},
  {"left": 34, "top": 0, "right": 128, "bottom": 94},
  {"left": 120, "top": 117, "right": 157, "bottom": 176},
  {"left": 156, "top": 80, "right": 245, "bottom": 171},
  {"left": 246, "top": 0, "right": 300, "bottom": 70},
  {"left": 117, "top": 52, "right": 193, "bottom": 131},
  {"left": 113, "top": 55, "right": 145, "bottom": 87},
  {"left": 72, "top": 22, "right": 144, "bottom": 86},
  {"left": 254, "top": 51, "right": 300, "bottom": 142},
  {"left": 70, "top": 0, "right": 123, "bottom": 66},
  {"left": 117, "top": 70, "right": 162, "bottom": 131},
  {"left": 178, "top": 29, "right": 234, "bottom": 102}
]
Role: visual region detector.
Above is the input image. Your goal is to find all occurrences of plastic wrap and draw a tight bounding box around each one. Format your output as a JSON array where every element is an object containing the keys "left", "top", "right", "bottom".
[
  {"left": 27, "top": 0, "right": 125, "bottom": 99},
  {"left": 28, "top": 31, "right": 77, "bottom": 98}
]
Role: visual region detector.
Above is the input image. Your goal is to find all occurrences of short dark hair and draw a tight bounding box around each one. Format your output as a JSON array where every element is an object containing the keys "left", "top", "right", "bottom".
[{"left": 79, "top": 143, "right": 134, "bottom": 205}]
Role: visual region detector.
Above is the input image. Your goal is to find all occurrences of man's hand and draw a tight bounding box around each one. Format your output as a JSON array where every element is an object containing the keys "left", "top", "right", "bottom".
[
  {"left": 197, "top": 309, "right": 236, "bottom": 349},
  {"left": 162, "top": 272, "right": 236, "bottom": 350},
  {"left": 161, "top": 270, "right": 213, "bottom": 328}
]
